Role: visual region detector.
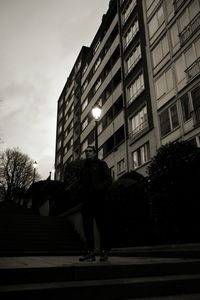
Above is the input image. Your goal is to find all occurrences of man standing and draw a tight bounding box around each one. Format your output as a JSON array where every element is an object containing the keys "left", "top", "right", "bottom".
[{"left": 79, "top": 145, "right": 112, "bottom": 262}]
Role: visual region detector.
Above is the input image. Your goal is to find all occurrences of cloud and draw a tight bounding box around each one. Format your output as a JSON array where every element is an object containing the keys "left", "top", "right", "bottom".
[{"left": 0, "top": 0, "right": 110, "bottom": 178}]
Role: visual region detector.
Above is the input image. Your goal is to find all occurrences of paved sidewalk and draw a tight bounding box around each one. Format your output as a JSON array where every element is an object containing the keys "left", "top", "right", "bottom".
[{"left": 0, "top": 255, "right": 199, "bottom": 269}]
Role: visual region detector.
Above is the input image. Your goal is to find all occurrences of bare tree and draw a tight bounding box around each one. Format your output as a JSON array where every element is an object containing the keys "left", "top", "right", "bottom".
[{"left": 0, "top": 148, "right": 41, "bottom": 201}]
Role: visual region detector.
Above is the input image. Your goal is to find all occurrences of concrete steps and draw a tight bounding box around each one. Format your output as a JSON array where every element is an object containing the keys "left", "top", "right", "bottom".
[
  {"left": 0, "top": 213, "right": 85, "bottom": 255},
  {"left": 1, "top": 256, "right": 200, "bottom": 299},
  {"left": 1, "top": 274, "right": 200, "bottom": 299}
]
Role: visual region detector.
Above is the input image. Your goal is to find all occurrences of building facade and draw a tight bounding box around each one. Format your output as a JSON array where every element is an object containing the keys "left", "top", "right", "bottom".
[
  {"left": 143, "top": 0, "right": 200, "bottom": 151},
  {"left": 55, "top": 0, "right": 200, "bottom": 181}
]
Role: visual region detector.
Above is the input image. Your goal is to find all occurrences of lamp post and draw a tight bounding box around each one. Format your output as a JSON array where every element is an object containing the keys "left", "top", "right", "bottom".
[
  {"left": 91, "top": 104, "right": 102, "bottom": 156},
  {"left": 49, "top": 167, "right": 55, "bottom": 180},
  {"left": 32, "top": 161, "right": 37, "bottom": 184}
]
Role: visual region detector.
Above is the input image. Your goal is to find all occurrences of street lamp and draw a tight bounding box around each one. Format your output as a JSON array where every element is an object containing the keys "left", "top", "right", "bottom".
[
  {"left": 91, "top": 104, "right": 102, "bottom": 156},
  {"left": 49, "top": 167, "right": 55, "bottom": 180},
  {"left": 32, "top": 161, "right": 37, "bottom": 184}
]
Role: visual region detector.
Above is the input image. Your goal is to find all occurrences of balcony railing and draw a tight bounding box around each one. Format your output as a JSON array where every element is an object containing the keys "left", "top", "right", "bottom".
[
  {"left": 185, "top": 57, "right": 200, "bottom": 81},
  {"left": 129, "top": 119, "right": 148, "bottom": 143},
  {"left": 180, "top": 12, "right": 200, "bottom": 45}
]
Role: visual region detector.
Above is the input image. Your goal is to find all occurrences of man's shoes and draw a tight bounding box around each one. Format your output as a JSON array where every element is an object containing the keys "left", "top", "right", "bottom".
[
  {"left": 99, "top": 250, "right": 109, "bottom": 262},
  {"left": 79, "top": 251, "right": 96, "bottom": 262}
]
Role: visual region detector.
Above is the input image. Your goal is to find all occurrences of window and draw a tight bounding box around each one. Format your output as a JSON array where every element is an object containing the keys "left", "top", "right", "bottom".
[
  {"left": 82, "top": 80, "right": 88, "bottom": 92},
  {"left": 82, "top": 118, "right": 88, "bottom": 130},
  {"left": 149, "top": 5, "right": 164, "bottom": 38},
  {"left": 82, "top": 63, "right": 88, "bottom": 75},
  {"left": 196, "top": 135, "right": 200, "bottom": 147},
  {"left": 175, "top": 38, "right": 200, "bottom": 83},
  {"left": 179, "top": 9, "right": 190, "bottom": 32},
  {"left": 58, "top": 124, "right": 62, "bottom": 135},
  {"left": 58, "top": 111, "right": 63, "bottom": 122},
  {"left": 123, "top": 0, "right": 137, "bottom": 24},
  {"left": 127, "top": 72, "right": 144, "bottom": 105},
  {"left": 189, "top": 0, "right": 200, "bottom": 19},
  {"left": 56, "top": 155, "right": 61, "bottom": 166},
  {"left": 152, "top": 35, "right": 169, "bottom": 67},
  {"left": 124, "top": 19, "right": 139, "bottom": 48},
  {"left": 195, "top": 38, "right": 200, "bottom": 58},
  {"left": 126, "top": 44, "right": 141, "bottom": 74},
  {"left": 66, "top": 121, "right": 73, "bottom": 134},
  {"left": 170, "top": 22, "right": 180, "bottom": 52},
  {"left": 70, "top": 138, "right": 73, "bottom": 147},
  {"left": 179, "top": 0, "right": 200, "bottom": 33},
  {"left": 64, "top": 146, "right": 67, "bottom": 155},
  {"left": 57, "top": 140, "right": 62, "bottom": 150},
  {"left": 82, "top": 98, "right": 88, "bottom": 111},
  {"left": 66, "top": 138, "right": 73, "bottom": 152},
  {"left": 155, "top": 68, "right": 174, "bottom": 99},
  {"left": 76, "top": 60, "right": 81, "bottom": 71},
  {"left": 191, "top": 85, "right": 200, "bottom": 123},
  {"left": 185, "top": 38, "right": 200, "bottom": 80},
  {"left": 185, "top": 46, "right": 196, "bottom": 68},
  {"left": 175, "top": 55, "right": 186, "bottom": 83},
  {"left": 181, "top": 94, "right": 192, "bottom": 122},
  {"left": 159, "top": 104, "right": 179, "bottom": 137},
  {"left": 132, "top": 143, "right": 150, "bottom": 169},
  {"left": 117, "top": 158, "right": 125, "bottom": 173},
  {"left": 94, "top": 78, "right": 102, "bottom": 92},
  {"left": 145, "top": 0, "right": 155, "bottom": 10},
  {"left": 130, "top": 106, "right": 147, "bottom": 139},
  {"left": 94, "top": 57, "right": 101, "bottom": 72},
  {"left": 166, "top": 0, "right": 174, "bottom": 19},
  {"left": 93, "top": 39, "right": 101, "bottom": 54},
  {"left": 110, "top": 166, "right": 115, "bottom": 179},
  {"left": 82, "top": 140, "right": 88, "bottom": 153},
  {"left": 65, "top": 113, "right": 69, "bottom": 122},
  {"left": 58, "top": 98, "right": 63, "bottom": 110}
]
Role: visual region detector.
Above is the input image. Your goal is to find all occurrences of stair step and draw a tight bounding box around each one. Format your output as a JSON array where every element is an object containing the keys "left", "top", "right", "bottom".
[
  {"left": 1, "top": 257, "right": 200, "bottom": 285},
  {"left": 0, "top": 212, "right": 85, "bottom": 255},
  {"left": 1, "top": 274, "right": 200, "bottom": 299}
]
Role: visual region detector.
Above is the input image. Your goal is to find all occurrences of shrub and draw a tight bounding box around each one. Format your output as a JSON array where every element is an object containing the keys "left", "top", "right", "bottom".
[
  {"left": 108, "top": 171, "right": 151, "bottom": 247},
  {"left": 147, "top": 140, "right": 200, "bottom": 243}
]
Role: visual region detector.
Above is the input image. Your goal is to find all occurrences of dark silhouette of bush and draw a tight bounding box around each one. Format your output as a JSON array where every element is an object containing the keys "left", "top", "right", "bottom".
[
  {"left": 147, "top": 140, "right": 200, "bottom": 243},
  {"left": 108, "top": 171, "right": 151, "bottom": 247},
  {"left": 25, "top": 179, "right": 67, "bottom": 215},
  {"left": 63, "top": 159, "right": 85, "bottom": 209}
]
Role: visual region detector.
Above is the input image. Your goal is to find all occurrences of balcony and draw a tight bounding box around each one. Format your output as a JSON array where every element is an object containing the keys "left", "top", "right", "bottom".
[
  {"left": 122, "top": 0, "right": 137, "bottom": 26},
  {"left": 129, "top": 119, "right": 148, "bottom": 144},
  {"left": 185, "top": 57, "right": 200, "bottom": 81},
  {"left": 179, "top": 12, "right": 200, "bottom": 45}
]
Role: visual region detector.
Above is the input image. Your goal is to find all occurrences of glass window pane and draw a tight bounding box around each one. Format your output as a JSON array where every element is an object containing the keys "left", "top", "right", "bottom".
[
  {"left": 170, "top": 105, "right": 179, "bottom": 128},
  {"left": 181, "top": 94, "right": 192, "bottom": 121},
  {"left": 160, "top": 109, "right": 171, "bottom": 137}
]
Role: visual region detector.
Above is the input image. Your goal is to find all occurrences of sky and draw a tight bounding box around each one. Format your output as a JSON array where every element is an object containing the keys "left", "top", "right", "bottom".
[{"left": 0, "top": 0, "right": 110, "bottom": 179}]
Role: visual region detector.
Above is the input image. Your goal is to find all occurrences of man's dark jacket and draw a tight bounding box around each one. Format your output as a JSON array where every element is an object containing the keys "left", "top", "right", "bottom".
[{"left": 79, "top": 158, "right": 112, "bottom": 200}]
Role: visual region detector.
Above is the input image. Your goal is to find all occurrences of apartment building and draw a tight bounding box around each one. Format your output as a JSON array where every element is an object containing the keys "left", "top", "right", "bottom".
[
  {"left": 143, "top": 0, "right": 200, "bottom": 149},
  {"left": 55, "top": 0, "right": 157, "bottom": 181}
]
